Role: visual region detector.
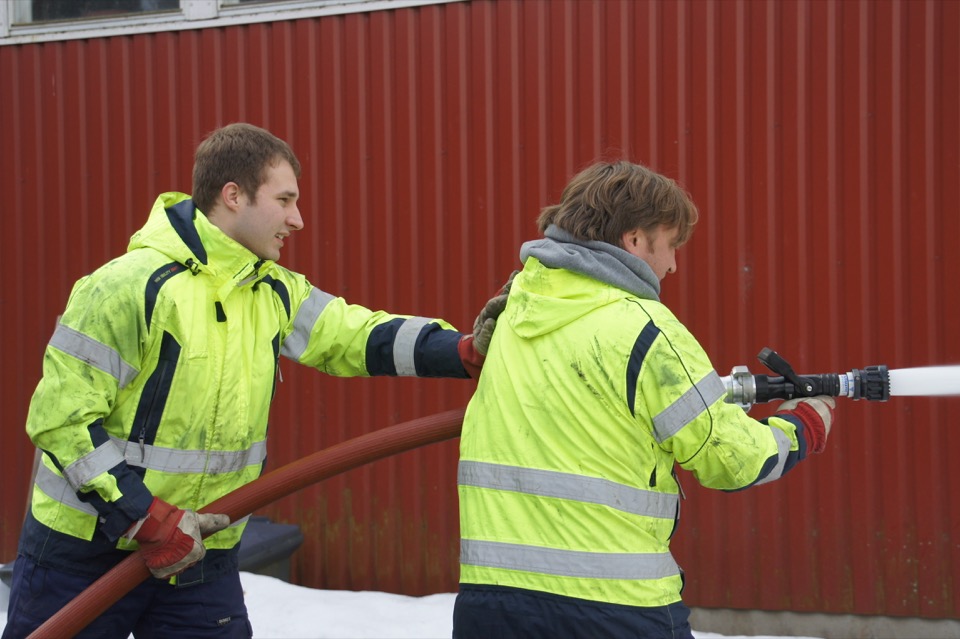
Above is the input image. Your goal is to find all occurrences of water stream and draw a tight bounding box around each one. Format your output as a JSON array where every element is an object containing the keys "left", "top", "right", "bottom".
[{"left": 887, "top": 365, "right": 960, "bottom": 397}]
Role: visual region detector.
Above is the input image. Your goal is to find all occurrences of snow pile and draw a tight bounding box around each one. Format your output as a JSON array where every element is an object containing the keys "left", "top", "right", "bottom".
[{"left": 0, "top": 569, "right": 820, "bottom": 638}]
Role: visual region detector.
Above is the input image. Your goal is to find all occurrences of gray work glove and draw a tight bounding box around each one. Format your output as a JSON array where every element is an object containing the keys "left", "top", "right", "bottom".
[{"left": 472, "top": 270, "right": 519, "bottom": 356}]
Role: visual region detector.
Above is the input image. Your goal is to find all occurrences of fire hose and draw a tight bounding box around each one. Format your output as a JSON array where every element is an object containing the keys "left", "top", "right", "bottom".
[{"left": 27, "top": 408, "right": 465, "bottom": 639}]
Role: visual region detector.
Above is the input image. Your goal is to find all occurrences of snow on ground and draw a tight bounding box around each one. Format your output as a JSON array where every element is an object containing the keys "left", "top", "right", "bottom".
[{"left": 0, "top": 570, "right": 821, "bottom": 638}]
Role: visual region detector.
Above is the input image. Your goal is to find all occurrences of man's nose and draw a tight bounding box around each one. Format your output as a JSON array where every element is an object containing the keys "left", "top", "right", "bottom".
[{"left": 288, "top": 207, "right": 304, "bottom": 231}]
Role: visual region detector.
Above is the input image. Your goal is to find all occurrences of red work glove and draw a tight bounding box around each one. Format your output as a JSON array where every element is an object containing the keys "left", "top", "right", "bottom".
[
  {"left": 458, "top": 336, "right": 485, "bottom": 379},
  {"left": 776, "top": 396, "right": 836, "bottom": 454},
  {"left": 127, "top": 497, "right": 231, "bottom": 579}
]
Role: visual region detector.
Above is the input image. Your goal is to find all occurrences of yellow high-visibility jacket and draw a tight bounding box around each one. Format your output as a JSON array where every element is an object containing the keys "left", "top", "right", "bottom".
[
  {"left": 459, "top": 236, "right": 812, "bottom": 608},
  {"left": 22, "top": 192, "right": 469, "bottom": 584}
]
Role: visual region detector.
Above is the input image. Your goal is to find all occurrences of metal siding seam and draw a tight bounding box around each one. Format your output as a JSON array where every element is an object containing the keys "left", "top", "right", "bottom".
[
  {"left": 506, "top": 0, "right": 522, "bottom": 248},
  {"left": 646, "top": 0, "right": 659, "bottom": 167},
  {"left": 919, "top": 0, "right": 946, "bottom": 618},
  {"left": 734, "top": 0, "right": 748, "bottom": 354},
  {"left": 676, "top": 0, "right": 688, "bottom": 181},
  {"left": 858, "top": 0, "right": 873, "bottom": 361},
  {"left": 795, "top": 0, "right": 811, "bottom": 355},
  {"left": 704, "top": 0, "right": 720, "bottom": 357},
  {"left": 766, "top": 0, "right": 780, "bottom": 326},
  {"left": 394, "top": 9, "right": 417, "bottom": 593},
  {"left": 3, "top": 46, "right": 34, "bottom": 555},
  {"left": 423, "top": 4, "right": 448, "bottom": 593}
]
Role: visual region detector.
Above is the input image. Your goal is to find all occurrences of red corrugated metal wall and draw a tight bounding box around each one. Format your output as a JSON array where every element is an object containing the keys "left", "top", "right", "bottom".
[{"left": 1, "top": 0, "right": 957, "bottom": 619}]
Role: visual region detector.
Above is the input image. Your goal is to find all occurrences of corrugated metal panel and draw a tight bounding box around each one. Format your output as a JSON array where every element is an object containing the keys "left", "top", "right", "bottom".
[{"left": 1, "top": 0, "right": 957, "bottom": 618}]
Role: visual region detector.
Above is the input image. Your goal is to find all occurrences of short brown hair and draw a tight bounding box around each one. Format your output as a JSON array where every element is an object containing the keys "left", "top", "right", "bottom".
[
  {"left": 192, "top": 123, "right": 302, "bottom": 215},
  {"left": 537, "top": 161, "right": 698, "bottom": 248}
]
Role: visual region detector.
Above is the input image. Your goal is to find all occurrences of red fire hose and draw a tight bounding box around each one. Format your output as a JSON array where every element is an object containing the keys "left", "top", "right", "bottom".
[{"left": 27, "top": 408, "right": 465, "bottom": 639}]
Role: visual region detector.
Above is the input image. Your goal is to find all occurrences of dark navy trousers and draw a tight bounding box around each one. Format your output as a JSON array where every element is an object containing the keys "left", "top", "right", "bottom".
[
  {"left": 2, "top": 555, "right": 252, "bottom": 639},
  {"left": 453, "top": 584, "right": 695, "bottom": 639}
]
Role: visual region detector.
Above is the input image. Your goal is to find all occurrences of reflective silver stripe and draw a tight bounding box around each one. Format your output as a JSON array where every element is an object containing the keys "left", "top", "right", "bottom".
[
  {"left": 461, "top": 539, "right": 680, "bottom": 580},
  {"left": 281, "top": 287, "right": 335, "bottom": 361},
  {"left": 459, "top": 461, "right": 677, "bottom": 520},
  {"left": 755, "top": 427, "right": 792, "bottom": 485},
  {"left": 35, "top": 465, "right": 260, "bottom": 521},
  {"left": 111, "top": 437, "right": 267, "bottom": 474},
  {"left": 62, "top": 441, "right": 126, "bottom": 489},
  {"left": 35, "top": 463, "right": 98, "bottom": 516},
  {"left": 393, "top": 317, "right": 432, "bottom": 376},
  {"left": 37, "top": 438, "right": 265, "bottom": 510},
  {"left": 48, "top": 323, "right": 139, "bottom": 389},
  {"left": 35, "top": 436, "right": 266, "bottom": 513},
  {"left": 653, "top": 371, "right": 726, "bottom": 443}
]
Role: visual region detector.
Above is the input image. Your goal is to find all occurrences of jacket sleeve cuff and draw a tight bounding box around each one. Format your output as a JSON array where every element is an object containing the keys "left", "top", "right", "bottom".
[{"left": 95, "top": 480, "right": 155, "bottom": 542}]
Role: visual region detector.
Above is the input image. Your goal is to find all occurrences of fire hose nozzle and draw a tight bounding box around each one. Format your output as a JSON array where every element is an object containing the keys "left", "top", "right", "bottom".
[
  {"left": 849, "top": 365, "right": 891, "bottom": 402},
  {"left": 720, "top": 348, "right": 890, "bottom": 410}
]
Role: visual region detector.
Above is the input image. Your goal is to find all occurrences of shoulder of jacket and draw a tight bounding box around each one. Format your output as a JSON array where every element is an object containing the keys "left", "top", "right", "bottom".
[
  {"left": 261, "top": 264, "right": 316, "bottom": 296},
  {"left": 76, "top": 249, "right": 163, "bottom": 290},
  {"left": 73, "top": 250, "right": 195, "bottom": 309},
  {"left": 623, "top": 296, "right": 696, "bottom": 340},
  {"left": 623, "top": 295, "right": 672, "bottom": 321}
]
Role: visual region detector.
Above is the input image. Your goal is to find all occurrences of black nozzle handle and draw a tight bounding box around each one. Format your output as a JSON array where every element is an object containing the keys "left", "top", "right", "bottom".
[
  {"left": 757, "top": 348, "right": 817, "bottom": 393},
  {"left": 750, "top": 368, "right": 889, "bottom": 403},
  {"left": 752, "top": 373, "right": 844, "bottom": 403},
  {"left": 733, "top": 348, "right": 891, "bottom": 406}
]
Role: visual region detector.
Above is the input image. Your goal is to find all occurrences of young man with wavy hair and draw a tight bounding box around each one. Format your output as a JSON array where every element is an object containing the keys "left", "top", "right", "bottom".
[{"left": 454, "top": 161, "right": 834, "bottom": 639}]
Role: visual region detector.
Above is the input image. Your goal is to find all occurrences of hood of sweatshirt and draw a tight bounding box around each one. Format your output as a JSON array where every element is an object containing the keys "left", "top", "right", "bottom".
[{"left": 506, "top": 225, "right": 661, "bottom": 339}]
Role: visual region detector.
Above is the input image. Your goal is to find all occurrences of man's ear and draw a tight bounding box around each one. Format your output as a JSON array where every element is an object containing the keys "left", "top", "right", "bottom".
[
  {"left": 621, "top": 228, "right": 651, "bottom": 260},
  {"left": 622, "top": 229, "right": 642, "bottom": 249},
  {"left": 221, "top": 182, "right": 243, "bottom": 211}
]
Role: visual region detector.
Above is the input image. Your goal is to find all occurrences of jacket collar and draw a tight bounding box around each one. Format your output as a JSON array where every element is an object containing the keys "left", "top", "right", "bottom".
[{"left": 130, "top": 193, "right": 273, "bottom": 300}]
